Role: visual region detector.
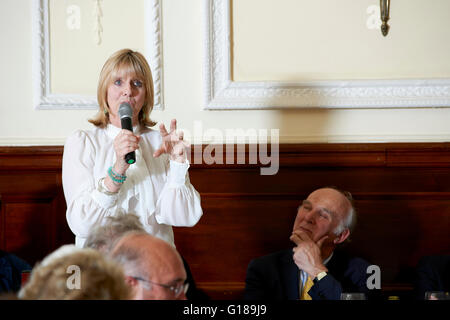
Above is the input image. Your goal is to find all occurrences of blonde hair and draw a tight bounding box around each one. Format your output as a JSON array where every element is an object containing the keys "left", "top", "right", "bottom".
[
  {"left": 19, "top": 248, "right": 131, "bottom": 300},
  {"left": 89, "top": 48, "right": 156, "bottom": 128}
]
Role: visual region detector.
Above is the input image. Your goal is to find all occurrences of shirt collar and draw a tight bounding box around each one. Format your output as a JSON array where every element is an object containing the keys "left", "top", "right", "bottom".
[{"left": 323, "top": 252, "right": 334, "bottom": 266}]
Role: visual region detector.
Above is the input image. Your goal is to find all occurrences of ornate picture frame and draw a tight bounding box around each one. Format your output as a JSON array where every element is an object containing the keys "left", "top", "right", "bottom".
[
  {"left": 203, "top": 0, "right": 450, "bottom": 110},
  {"left": 32, "top": 0, "right": 164, "bottom": 110}
]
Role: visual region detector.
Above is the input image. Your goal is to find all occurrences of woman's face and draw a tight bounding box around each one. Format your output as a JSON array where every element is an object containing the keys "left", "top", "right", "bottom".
[{"left": 106, "top": 70, "right": 146, "bottom": 127}]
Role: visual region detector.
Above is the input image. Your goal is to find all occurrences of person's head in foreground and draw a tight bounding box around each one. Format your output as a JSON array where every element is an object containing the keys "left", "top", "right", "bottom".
[
  {"left": 84, "top": 212, "right": 145, "bottom": 254},
  {"left": 19, "top": 246, "right": 130, "bottom": 300},
  {"left": 111, "top": 232, "right": 188, "bottom": 300}
]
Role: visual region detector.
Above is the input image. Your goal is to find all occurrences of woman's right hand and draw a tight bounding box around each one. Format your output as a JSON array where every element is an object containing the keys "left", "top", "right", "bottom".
[
  {"left": 103, "top": 130, "right": 140, "bottom": 193},
  {"left": 113, "top": 129, "right": 141, "bottom": 174}
]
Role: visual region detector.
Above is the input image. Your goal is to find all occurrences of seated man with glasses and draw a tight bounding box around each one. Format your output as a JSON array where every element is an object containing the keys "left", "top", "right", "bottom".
[{"left": 111, "top": 231, "right": 188, "bottom": 300}]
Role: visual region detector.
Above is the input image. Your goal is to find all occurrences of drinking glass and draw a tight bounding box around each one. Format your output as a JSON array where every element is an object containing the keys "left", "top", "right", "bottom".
[
  {"left": 425, "top": 291, "right": 450, "bottom": 300},
  {"left": 340, "top": 293, "right": 366, "bottom": 300}
]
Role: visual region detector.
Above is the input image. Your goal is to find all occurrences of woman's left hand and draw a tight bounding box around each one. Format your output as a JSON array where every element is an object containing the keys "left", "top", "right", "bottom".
[{"left": 153, "top": 119, "right": 190, "bottom": 163}]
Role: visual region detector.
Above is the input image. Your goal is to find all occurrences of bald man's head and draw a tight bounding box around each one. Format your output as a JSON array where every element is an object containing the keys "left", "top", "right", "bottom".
[{"left": 111, "top": 232, "right": 187, "bottom": 300}]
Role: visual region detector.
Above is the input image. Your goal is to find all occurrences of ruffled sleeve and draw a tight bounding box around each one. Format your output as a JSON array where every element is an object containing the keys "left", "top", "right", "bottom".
[{"left": 154, "top": 157, "right": 203, "bottom": 227}]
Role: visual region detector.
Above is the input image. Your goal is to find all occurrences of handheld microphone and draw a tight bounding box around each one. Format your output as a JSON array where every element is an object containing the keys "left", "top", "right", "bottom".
[{"left": 118, "top": 102, "right": 136, "bottom": 165}]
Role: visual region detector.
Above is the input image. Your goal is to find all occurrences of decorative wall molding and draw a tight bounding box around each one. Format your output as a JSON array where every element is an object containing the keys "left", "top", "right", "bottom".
[
  {"left": 204, "top": 0, "right": 450, "bottom": 110},
  {"left": 92, "top": 0, "right": 103, "bottom": 46},
  {"left": 32, "top": 0, "right": 164, "bottom": 110},
  {"left": 145, "top": 0, "right": 164, "bottom": 110}
]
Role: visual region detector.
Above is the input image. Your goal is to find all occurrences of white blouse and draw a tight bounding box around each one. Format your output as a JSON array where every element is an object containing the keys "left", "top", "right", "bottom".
[{"left": 62, "top": 124, "right": 203, "bottom": 248}]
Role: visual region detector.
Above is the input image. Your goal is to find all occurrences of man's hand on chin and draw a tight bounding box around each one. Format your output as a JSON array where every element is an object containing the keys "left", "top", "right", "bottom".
[{"left": 290, "top": 230, "right": 328, "bottom": 278}]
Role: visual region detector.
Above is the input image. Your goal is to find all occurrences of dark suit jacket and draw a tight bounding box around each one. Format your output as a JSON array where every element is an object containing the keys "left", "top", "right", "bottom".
[
  {"left": 244, "top": 248, "right": 371, "bottom": 300},
  {"left": 181, "top": 255, "right": 210, "bottom": 301},
  {"left": 414, "top": 255, "right": 450, "bottom": 300},
  {"left": 0, "top": 250, "right": 31, "bottom": 294}
]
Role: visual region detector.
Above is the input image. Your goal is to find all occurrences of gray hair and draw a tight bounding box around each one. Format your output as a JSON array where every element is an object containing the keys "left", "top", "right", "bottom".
[
  {"left": 84, "top": 212, "right": 145, "bottom": 253},
  {"left": 327, "top": 187, "right": 357, "bottom": 236},
  {"left": 333, "top": 205, "right": 356, "bottom": 236}
]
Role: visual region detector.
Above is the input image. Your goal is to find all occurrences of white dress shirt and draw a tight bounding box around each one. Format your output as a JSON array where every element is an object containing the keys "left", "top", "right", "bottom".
[{"left": 62, "top": 124, "right": 203, "bottom": 247}]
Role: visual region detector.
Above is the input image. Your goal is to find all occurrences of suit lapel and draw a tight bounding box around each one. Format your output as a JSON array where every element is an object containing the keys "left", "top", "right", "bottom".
[{"left": 280, "top": 249, "right": 299, "bottom": 300}]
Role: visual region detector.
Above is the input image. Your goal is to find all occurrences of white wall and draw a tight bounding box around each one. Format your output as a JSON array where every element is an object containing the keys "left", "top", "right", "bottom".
[
  {"left": 233, "top": 0, "right": 450, "bottom": 81},
  {"left": 1, "top": 0, "right": 450, "bottom": 146}
]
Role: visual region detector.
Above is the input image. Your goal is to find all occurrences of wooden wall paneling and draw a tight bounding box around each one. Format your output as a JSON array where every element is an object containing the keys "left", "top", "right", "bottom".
[
  {"left": 1, "top": 144, "right": 450, "bottom": 299},
  {"left": 190, "top": 167, "right": 450, "bottom": 196},
  {"left": 0, "top": 197, "right": 4, "bottom": 251},
  {"left": 173, "top": 194, "right": 299, "bottom": 299},
  {"left": 51, "top": 172, "right": 75, "bottom": 249},
  {"left": 0, "top": 147, "right": 65, "bottom": 266},
  {"left": 349, "top": 197, "right": 450, "bottom": 285},
  {"left": 175, "top": 143, "right": 450, "bottom": 298},
  {"left": 3, "top": 200, "right": 52, "bottom": 265}
]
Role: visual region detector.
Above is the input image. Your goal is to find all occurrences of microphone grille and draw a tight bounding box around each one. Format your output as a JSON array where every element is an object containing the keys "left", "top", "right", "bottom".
[{"left": 118, "top": 103, "right": 133, "bottom": 119}]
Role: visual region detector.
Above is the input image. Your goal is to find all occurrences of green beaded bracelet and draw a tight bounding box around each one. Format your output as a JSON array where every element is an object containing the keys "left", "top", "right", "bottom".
[{"left": 108, "top": 166, "right": 127, "bottom": 184}]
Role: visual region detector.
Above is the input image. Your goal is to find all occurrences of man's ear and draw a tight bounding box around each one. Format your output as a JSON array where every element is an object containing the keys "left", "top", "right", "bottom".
[{"left": 333, "top": 228, "right": 350, "bottom": 244}]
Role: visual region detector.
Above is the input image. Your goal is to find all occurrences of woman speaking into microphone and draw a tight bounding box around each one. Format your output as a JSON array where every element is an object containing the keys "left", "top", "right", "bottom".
[{"left": 62, "top": 49, "right": 203, "bottom": 248}]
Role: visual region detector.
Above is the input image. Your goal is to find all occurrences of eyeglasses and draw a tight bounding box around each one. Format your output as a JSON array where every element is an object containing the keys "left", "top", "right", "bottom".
[{"left": 131, "top": 276, "right": 189, "bottom": 298}]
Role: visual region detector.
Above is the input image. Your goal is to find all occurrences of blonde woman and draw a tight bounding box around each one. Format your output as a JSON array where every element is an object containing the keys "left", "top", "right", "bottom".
[{"left": 62, "top": 49, "right": 203, "bottom": 248}]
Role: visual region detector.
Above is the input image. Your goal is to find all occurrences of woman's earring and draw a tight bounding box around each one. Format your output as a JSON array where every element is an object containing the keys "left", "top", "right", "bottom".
[{"left": 104, "top": 108, "right": 109, "bottom": 115}]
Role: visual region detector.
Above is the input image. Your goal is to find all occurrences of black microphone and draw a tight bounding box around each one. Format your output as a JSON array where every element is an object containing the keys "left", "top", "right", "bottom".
[{"left": 118, "top": 102, "right": 136, "bottom": 165}]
